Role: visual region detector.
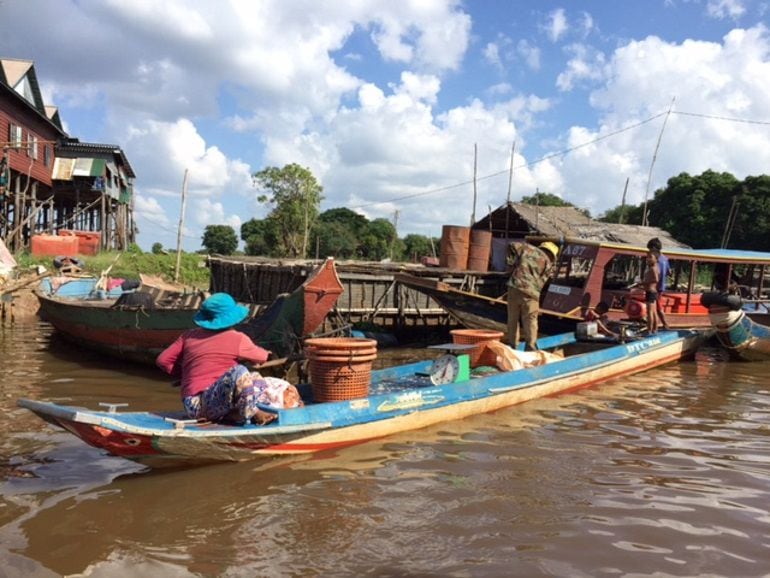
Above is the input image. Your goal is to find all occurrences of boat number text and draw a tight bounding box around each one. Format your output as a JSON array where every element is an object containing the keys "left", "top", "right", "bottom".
[
  {"left": 625, "top": 336, "right": 662, "bottom": 354},
  {"left": 548, "top": 284, "right": 571, "bottom": 295}
]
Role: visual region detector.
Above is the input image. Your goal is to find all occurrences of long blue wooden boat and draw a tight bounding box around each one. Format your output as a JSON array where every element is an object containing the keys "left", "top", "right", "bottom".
[
  {"left": 18, "top": 328, "right": 708, "bottom": 469},
  {"left": 702, "top": 291, "right": 770, "bottom": 360}
]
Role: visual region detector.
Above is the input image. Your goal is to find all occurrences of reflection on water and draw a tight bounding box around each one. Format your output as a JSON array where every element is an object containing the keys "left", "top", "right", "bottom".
[{"left": 2, "top": 323, "right": 770, "bottom": 576}]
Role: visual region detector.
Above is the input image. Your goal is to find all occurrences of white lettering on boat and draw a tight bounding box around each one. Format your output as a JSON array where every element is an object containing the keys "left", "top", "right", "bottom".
[
  {"left": 563, "top": 244, "right": 589, "bottom": 256},
  {"left": 349, "top": 399, "right": 370, "bottom": 410},
  {"left": 377, "top": 391, "right": 445, "bottom": 412},
  {"left": 625, "top": 337, "right": 662, "bottom": 354},
  {"left": 548, "top": 284, "right": 571, "bottom": 295}
]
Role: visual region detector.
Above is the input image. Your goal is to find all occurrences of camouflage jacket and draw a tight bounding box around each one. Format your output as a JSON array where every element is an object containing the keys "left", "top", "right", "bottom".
[{"left": 506, "top": 242, "right": 554, "bottom": 299}]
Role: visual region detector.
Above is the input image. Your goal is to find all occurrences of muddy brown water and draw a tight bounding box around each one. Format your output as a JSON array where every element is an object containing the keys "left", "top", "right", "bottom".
[{"left": 2, "top": 320, "right": 770, "bottom": 577}]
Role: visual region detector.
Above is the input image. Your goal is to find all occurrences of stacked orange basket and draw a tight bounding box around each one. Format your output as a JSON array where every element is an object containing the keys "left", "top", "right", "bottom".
[
  {"left": 449, "top": 329, "right": 505, "bottom": 367},
  {"left": 304, "top": 337, "right": 378, "bottom": 401}
]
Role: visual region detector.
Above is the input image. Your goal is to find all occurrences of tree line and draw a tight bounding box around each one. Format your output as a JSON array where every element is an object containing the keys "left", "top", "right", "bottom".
[
  {"left": 192, "top": 165, "right": 770, "bottom": 258},
  {"left": 198, "top": 163, "right": 438, "bottom": 261}
]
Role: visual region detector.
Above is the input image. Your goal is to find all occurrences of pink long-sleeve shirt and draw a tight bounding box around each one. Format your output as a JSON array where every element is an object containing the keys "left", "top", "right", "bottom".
[{"left": 156, "top": 328, "right": 270, "bottom": 398}]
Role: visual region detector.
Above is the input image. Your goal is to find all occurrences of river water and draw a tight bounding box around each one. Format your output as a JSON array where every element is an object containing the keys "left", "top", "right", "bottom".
[{"left": 1, "top": 320, "right": 770, "bottom": 577}]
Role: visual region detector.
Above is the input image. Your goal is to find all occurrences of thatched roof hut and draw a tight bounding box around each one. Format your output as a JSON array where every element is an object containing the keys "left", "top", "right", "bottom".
[{"left": 473, "top": 202, "right": 688, "bottom": 249}]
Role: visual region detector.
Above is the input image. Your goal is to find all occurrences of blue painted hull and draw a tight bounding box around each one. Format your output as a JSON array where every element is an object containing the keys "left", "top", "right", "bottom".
[
  {"left": 708, "top": 307, "right": 770, "bottom": 360},
  {"left": 18, "top": 329, "right": 708, "bottom": 469}
]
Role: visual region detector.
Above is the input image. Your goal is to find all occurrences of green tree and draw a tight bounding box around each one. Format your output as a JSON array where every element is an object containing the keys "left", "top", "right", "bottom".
[
  {"left": 201, "top": 224, "right": 238, "bottom": 255},
  {"left": 359, "top": 218, "right": 397, "bottom": 261},
  {"left": 241, "top": 217, "right": 280, "bottom": 256},
  {"left": 734, "top": 175, "right": 770, "bottom": 251},
  {"left": 311, "top": 208, "right": 371, "bottom": 258},
  {"left": 313, "top": 221, "right": 359, "bottom": 258},
  {"left": 646, "top": 171, "right": 740, "bottom": 248},
  {"left": 521, "top": 191, "right": 590, "bottom": 217},
  {"left": 521, "top": 191, "right": 570, "bottom": 206},
  {"left": 151, "top": 242, "right": 164, "bottom": 254},
  {"left": 253, "top": 163, "right": 324, "bottom": 258},
  {"left": 599, "top": 204, "right": 644, "bottom": 224},
  {"left": 402, "top": 234, "right": 437, "bottom": 262},
  {"left": 318, "top": 208, "right": 368, "bottom": 236}
]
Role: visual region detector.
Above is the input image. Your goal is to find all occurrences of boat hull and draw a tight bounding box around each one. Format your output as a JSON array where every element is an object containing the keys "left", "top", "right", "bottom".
[
  {"left": 19, "top": 329, "right": 708, "bottom": 468},
  {"left": 707, "top": 307, "right": 770, "bottom": 360},
  {"left": 36, "top": 258, "right": 344, "bottom": 365}
]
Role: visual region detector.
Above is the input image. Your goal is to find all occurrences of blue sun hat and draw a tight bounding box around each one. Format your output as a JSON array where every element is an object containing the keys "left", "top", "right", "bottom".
[{"left": 193, "top": 293, "right": 249, "bottom": 330}]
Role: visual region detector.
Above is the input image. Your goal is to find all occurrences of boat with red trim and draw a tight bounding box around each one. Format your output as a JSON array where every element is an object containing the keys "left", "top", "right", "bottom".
[{"left": 18, "top": 327, "right": 707, "bottom": 469}]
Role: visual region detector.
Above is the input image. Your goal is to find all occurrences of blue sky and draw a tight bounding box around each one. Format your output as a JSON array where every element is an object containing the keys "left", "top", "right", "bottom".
[{"left": 1, "top": 0, "right": 769, "bottom": 251}]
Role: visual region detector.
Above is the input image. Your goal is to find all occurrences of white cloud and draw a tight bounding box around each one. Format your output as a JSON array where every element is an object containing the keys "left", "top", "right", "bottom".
[
  {"left": 579, "top": 11, "right": 596, "bottom": 37},
  {"left": 707, "top": 0, "right": 747, "bottom": 19},
  {"left": 484, "top": 42, "right": 503, "bottom": 69},
  {"left": 556, "top": 44, "right": 608, "bottom": 91},
  {"left": 545, "top": 8, "right": 569, "bottom": 42},
  {"left": 555, "top": 25, "right": 770, "bottom": 216},
  {"left": 517, "top": 39, "right": 542, "bottom": 70}
]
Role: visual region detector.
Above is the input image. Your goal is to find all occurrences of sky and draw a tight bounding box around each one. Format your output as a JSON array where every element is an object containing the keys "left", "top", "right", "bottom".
[{"left": 1, "top": 0, "right": 769, "bottom": 252}]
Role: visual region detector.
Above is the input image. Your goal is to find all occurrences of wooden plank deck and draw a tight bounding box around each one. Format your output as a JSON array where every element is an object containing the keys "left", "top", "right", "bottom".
[{"left": 207, "top": 256, "right": 508, "bottom": 333}]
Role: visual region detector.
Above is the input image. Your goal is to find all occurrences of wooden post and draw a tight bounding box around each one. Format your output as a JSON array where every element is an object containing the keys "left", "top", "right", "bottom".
[
  {"left": 505, "top": 141, "right": 515, "bottom": 237},
  {"left": 619, "top": 177, "right": 629, "bottom": 224},
  {"left": 470, "top": 143, "right": 478, "bottom": 227},
  {"left": 174, "top": 169, "right": 189, "bottom": 283},
  {"left": 643, "top": 97, "right": 675, "bottom": 227}
]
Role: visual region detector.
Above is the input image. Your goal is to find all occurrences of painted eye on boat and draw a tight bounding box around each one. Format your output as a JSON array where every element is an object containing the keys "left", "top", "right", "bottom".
[{"left": 124, "top": 438, "right": 142, "bottom": 446}]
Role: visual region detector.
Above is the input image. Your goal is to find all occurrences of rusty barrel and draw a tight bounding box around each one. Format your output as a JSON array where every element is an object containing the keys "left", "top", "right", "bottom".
[
  {"left": 467, "top": 229, "right": 492, "bottom": 272},
  {"left": 439, "top": 225, "right": 470, "bottom": 270}
]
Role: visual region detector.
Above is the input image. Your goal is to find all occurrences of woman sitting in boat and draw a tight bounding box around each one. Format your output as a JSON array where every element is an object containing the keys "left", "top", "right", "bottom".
[{"left": 156, "top": 292, "right": 278, "bottom": 426}]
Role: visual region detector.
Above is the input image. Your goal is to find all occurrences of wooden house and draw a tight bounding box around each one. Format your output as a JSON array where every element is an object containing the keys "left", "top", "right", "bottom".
[
  {"left": 0, "top": 57, "right": 136, "bottom": 253},
  {"left": 0, "top": 58, "right": 66, "bottom": 252},
  {"left": 52, "top": 138, "right": 136, "bottom": 251}
]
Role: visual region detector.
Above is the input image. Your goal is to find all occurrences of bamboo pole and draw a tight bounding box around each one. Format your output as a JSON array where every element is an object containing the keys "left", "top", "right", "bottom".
[
  {"left": 470, "top": 143, "right": 478, "bottom": 227},
  {"left": 505, "top": 141, "right": 516, "bottom": 237},
  {"left": 643, "top": 97, "right": 676, "bottom": 227},
  {"left": 174, "top": 169, "right": 189, "bottom": 283},
  {"left": 619, "top": 177, "right": 629, "bottom": 224}
]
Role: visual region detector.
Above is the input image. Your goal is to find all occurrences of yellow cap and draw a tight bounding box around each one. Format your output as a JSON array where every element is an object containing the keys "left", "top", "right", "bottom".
[{"left": 539, "top": 241, "right": 559, "bottom": 259}]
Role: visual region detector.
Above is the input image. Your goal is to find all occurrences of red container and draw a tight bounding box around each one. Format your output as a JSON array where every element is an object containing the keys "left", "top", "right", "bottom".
[
  {"left": 30, "top": 234, "right": 79, "bottom": 257},
  {"left": 60, "top": 230, "right": 101, "bottom": 255}
]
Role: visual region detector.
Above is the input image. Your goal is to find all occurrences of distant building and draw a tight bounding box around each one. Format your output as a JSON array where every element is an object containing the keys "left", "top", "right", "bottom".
[
  {"left": 53, "top": 138, "right": 136, "bottom": 251},
  {"left": 0, "top": 57, "right": 136, "bottom": 253}
]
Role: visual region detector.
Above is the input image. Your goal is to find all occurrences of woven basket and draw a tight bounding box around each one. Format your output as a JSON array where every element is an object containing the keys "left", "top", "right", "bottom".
[
  {"left": 304, "top": 337, "right": 377, "bottom": 350},
  {"left": 450, "top": 329, "right": 505, "bottom": 367},
  {"left": 304, "top": 337, "right": 377, "bottom": 401},
  {"left": 309, "top": 360, "right": 372, "bottom": 401}
]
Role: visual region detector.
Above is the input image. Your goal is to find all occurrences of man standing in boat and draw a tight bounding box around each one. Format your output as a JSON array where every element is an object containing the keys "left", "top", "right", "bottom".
[
  {"left": 647, "top": 238, "right": 670, "bottom": 330},
  {"left": 506, "top": 240, "right": 560, "bottom": 350}
]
